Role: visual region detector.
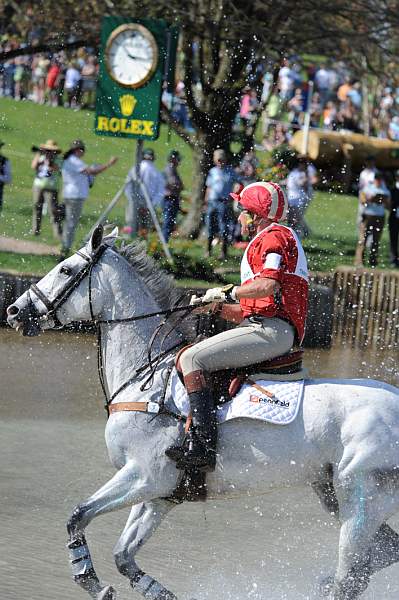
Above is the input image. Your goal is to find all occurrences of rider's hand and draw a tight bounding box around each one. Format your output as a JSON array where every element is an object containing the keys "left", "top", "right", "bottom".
[
  {"left": 202, "top": 284, "right": 237, "bottom": 304},
  {"left": 108, "top": 156, "right": 118, "bottom": 167},
  {"left": 202, "top": 287, "right": 226, "bottom": 303},
  {"left": 189, "top": 294, "right": 202, "bottom": 305}
]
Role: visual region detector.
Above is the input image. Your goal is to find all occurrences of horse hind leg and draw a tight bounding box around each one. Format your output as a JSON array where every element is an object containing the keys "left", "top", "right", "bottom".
[
  {"left": 114, "top": 498, "right": 178, "bottom": 599},
  {"left": 331, "top": 474, "right": 399, "bottom": 600}
]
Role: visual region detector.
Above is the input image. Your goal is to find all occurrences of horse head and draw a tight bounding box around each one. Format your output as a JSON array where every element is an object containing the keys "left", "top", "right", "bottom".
[{"left": 7, "top": 225, "right": 117, "bottom": 336}]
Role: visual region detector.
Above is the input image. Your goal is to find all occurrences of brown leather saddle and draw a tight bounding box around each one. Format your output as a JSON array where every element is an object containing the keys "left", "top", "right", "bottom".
[{"left": 175, "top": 346, "right": 304, "bottom": 401}]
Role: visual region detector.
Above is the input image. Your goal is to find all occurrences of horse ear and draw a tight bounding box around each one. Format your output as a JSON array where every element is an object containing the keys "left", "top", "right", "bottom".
[
  {"left": 103, "top": 226, "right": 118, "bottom": 247},
  {"left": 87, "top": 225, "right": 103, "bottom": 254}
]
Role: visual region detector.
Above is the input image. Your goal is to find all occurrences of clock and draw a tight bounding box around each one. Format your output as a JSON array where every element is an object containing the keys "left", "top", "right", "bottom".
[{"left": 105, "top": 23, "right": 158, "bottom": 89}]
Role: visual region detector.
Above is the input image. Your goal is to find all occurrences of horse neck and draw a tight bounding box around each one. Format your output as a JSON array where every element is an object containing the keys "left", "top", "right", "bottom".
[{"left": 99, "top": 250, "right": 182, "bottom": 398}]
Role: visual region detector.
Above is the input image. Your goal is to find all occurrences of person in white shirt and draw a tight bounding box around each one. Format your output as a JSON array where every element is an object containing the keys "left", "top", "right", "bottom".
[
  {"left": 286, "top": 157, "right": 317, "bottom": 238},
  {"left": 358, "top": 156, "right": 376, "bottom": 225},
  {"left": 278, "top": 59, "right": 295, "bottom": 101},
  {"left": 64, "top": 63, "right": 82, "bottom": 108},
  {"left": 355, "top": 172, "right": 391, "bottom": 267},
  {"left": 124, "top": 148, "right": 165, "bottom": 236},
  {"left": 61, "top": 139, "right": 117, "bottom": 259}
]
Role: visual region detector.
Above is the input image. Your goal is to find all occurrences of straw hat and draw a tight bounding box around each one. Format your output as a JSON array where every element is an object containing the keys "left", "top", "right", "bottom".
[{"left": 39, "top": 139, "right": 62, "bottom": 153}]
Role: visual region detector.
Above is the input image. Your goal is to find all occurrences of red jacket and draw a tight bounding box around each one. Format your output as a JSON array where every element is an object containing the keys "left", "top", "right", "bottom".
[{"left": 240, "top": 224, "right": 309, "bottom": 342}]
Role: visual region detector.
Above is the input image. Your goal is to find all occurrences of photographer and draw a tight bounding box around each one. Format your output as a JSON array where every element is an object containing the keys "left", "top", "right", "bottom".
[
  {"left": 31, "top": 140, "right": 63, "bottom": 240},
  {"left": 355, "top": 171, "right": 391, "bottom": 267},
  {"left": 0, "top": 140, "right": 12, "bottom": 214}
]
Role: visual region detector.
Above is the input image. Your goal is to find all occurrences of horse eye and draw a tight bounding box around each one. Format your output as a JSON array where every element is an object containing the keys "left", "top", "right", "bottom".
[{"left": 60, "top": 266, "right": 72, "bottom": 276}]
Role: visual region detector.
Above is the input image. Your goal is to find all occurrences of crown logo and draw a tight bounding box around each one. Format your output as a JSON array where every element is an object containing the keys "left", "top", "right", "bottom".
[{"left": 119, "top": 94, "right": 137, "bottom": 117}]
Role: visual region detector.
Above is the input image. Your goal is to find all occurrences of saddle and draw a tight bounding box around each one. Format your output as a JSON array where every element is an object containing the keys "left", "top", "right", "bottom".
[{"left": 175, "top": 346, "right": 304, "bottom": 400}]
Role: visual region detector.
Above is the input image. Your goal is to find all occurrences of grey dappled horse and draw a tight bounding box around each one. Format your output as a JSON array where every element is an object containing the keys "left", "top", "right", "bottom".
[{"left": 7, "top": 225, "right": 399, "bottom": 600}]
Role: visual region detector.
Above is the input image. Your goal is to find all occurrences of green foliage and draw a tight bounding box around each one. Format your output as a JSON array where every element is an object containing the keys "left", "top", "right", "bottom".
[{"left": 271, "top": 144, "right": 299, "bottom": 170}]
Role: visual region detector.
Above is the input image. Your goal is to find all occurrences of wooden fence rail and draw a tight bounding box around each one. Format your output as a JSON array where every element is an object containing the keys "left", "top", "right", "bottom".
[{"left": 333, "top": 266, "right": 399, "bottom": 348}]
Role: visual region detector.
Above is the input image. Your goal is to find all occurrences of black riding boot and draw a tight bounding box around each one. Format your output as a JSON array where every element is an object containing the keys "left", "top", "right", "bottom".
[{"left": 165, "top": 388, "right": 217, "bottom": 472}]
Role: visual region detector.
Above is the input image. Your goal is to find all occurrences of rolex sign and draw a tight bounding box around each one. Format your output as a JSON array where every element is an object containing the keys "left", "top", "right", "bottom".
[{"left": 95, "top": 17, "right": 174, "bottom": 141}]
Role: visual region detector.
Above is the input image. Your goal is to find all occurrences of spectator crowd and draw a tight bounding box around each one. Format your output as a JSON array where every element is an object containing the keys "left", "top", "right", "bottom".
[
  {"left": 257, "top": 57, "right": 399, "bottom": 151},
  {"left": 1, "top": 34, "right": 98, "bottom": 109},
  {"left": 1, "top": 26, "right": 399, "bottom": 269}
]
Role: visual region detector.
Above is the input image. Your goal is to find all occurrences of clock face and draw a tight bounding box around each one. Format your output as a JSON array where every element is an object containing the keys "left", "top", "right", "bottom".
[{"left": 105, "top": 24, "right": 158, "bottom": 89}]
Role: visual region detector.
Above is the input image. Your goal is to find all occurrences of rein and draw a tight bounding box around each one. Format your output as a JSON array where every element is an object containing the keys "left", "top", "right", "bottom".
[{"left": 29, "top": 244, "right": 197, "bottom": 417}]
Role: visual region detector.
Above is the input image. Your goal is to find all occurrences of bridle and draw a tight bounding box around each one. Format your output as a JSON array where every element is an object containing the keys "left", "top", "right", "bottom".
[
  {"left": 29, "top": 247, "right": 106, "bottom": 329},
  {"left": 27, "top": 244, "right": 197, "bottom": 415}
]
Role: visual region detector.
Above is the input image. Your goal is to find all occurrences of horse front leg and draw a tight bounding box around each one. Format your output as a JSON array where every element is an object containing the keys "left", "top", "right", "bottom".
[
  {"left": 114, "top": 499, "right": 177, "bottom": 599},
  {"left": 66, "top": 460, "right": 168, "bottom": 600}
]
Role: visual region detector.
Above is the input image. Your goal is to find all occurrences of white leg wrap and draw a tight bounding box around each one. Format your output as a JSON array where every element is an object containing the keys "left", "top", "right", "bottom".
[
  {"left": 71, "top": 557, "right": 94, "bottom": 577},
  {"left": 134, "top": 574, "right": 155, "bottom": 595},
  {"left": 134, "top": 574, "right": 173, "bottom": 599},
  {"left": 143, "top": 580, "right": 168, "bottom": 599},
  {"left": 69, "top": 543, "right": 94, "bottom": 577},
  {"left": 69, "top": 544, "right": 90, "bottom": 561}
]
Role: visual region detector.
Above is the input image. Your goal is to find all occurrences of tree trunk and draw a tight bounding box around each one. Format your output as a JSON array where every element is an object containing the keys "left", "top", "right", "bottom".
[
  {"left": 180, "top": 132, "right": 214, "bottom": 239},
  {"left": 290, "top": 129, "right": 399, "bottom": 170}
]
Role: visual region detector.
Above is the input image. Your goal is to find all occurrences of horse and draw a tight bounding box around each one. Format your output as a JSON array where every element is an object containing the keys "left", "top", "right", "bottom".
[{"left": 6, "top": 224, "right": 399, "bottom": 600}]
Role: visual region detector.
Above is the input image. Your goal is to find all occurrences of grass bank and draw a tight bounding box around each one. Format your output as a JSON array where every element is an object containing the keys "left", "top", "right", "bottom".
[{"left": 0, "top": 98, "right": 392, "bottom": 279}]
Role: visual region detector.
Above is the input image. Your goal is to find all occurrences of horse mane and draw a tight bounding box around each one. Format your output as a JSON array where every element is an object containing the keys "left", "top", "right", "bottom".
[{"left": 119, "top": 241, "right": 181, "bottom": 312}]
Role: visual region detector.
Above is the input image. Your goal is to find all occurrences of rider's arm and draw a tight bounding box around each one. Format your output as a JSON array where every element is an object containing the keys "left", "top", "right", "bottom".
[
  {"left": 220, "top": 304, "right": 244, "bottom": 323},
  {"left": 192, "top": 302, "right": 244, "bottom": 324},
  {"left": 234, "top": 277, "right": 280, "bottom": 300}
]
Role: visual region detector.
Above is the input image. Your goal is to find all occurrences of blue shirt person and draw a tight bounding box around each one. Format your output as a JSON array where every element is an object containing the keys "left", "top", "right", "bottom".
[{"left": 205, "top": 149, "right": 238, "bottom": 260}]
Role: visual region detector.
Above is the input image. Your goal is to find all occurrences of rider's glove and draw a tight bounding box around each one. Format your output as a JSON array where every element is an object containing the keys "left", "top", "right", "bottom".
[{"left": 202, "top": 284, "right": 237, "bottom": 304}]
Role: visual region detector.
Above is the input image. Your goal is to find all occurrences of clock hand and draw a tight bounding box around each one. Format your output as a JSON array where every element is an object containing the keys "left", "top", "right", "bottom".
[
  {"left": 127, "top": 55, "right": 148, "bottom": 62},
  {"left": 123, "top": 48, "right": 147, "bottom": 62}
]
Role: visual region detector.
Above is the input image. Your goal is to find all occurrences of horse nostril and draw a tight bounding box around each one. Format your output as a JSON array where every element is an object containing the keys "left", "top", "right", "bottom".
[{"left": 7, "top": 305, "right": 19, "bottom": 316}]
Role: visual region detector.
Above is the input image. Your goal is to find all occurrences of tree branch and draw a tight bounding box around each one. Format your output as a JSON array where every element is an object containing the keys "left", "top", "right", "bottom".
[{"left": 160, "top": 105, "right": 196, "bottom": 147}]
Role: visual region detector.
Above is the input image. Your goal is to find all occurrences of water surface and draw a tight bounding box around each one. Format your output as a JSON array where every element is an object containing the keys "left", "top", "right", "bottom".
[{"left": 1, "top": 329, "right": 398, "bottom": 599}]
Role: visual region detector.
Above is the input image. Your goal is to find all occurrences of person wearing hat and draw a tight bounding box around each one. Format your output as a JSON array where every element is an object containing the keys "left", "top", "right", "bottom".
[
  {"left": 31, "top": 140, "right": 63, "bottom": 238},
  {"left": 166, "top": 181, "right": 309, "bottom": 472},
  {"left": 0, "top": 140, "right": 12, "bottom": 214},
  {"left": 61, "top": 140, "right": 117, "bottom": 258},
  {"left": 205, "top": 149, "right": 239, "bottom": 259},
  {"left": 124, "top": 147, "right": 165, "bottom": 237},
  {"left": 162, "top": 150, "right": 183, "bottom": 241}
]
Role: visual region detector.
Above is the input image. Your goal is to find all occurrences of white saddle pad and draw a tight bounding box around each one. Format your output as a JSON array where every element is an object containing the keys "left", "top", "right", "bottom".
[{"left": 169, "top": 370, "right": 304, "bottom": 426}]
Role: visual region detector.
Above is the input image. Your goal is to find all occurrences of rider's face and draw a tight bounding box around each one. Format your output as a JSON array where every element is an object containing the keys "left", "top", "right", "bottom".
[{"left": 238, "top": 211, "right": 255, "bottom": 237}]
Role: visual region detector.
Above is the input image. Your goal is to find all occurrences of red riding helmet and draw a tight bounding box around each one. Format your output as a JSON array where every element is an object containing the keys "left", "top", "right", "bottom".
[{"left": 230, "top": 181, "right": 288, "bottom": 222}]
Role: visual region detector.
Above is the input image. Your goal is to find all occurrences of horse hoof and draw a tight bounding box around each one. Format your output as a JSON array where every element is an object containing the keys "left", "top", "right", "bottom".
[{"left": 97, "top": 585, "right": 117, "bottom": 600}]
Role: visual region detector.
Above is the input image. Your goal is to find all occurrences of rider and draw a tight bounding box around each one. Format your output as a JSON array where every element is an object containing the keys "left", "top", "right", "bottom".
[{"left": 166, "top": 181, "right": 309, "bottom": 472}]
